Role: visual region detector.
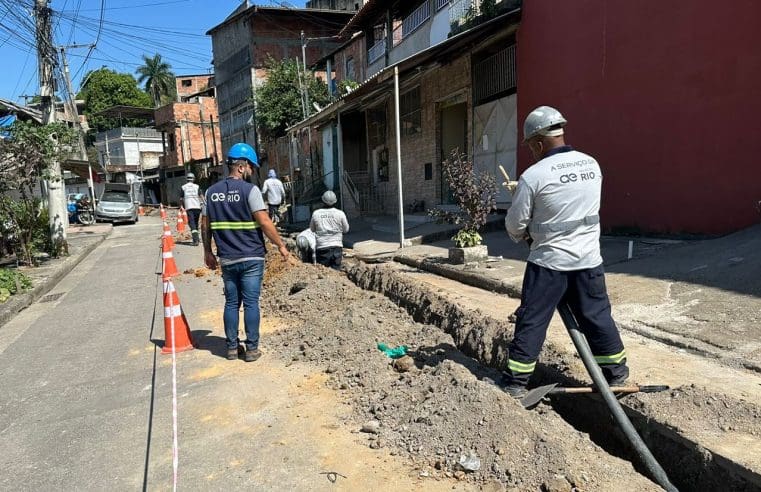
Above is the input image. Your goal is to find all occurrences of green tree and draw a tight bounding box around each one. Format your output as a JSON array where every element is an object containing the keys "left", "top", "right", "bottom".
[
  {"left": 255, "top": 56, "right": 330, "bottom": 138},
  {"left": 0, "top": 121, "right": 78, "bottom": 265},
  {"left": 78, "top": 68, "right": 153, "bottom": 132},
  {"left": 136, "top": 54, "right": 176, "bottom": 108}
]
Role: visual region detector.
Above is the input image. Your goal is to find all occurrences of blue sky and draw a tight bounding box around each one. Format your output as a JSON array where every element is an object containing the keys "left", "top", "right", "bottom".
[{"left": 0, "top": 0, "right": 308, "bottom": 103}]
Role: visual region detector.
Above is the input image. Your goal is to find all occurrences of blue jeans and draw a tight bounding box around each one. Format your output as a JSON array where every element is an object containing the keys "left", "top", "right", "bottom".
[{"left": 221, "top": 259, "right": 264, "bottom": 350}]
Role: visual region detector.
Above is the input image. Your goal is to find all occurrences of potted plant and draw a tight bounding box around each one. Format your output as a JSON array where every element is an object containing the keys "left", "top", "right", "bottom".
[{"left": 428, "top": 150, "right": 497, "bottom": 264}]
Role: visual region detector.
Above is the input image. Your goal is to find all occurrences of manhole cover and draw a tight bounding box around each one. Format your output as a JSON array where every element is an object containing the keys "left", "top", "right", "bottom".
[{"left": 39, "top": 292, "right": 65, "bottom": 303}]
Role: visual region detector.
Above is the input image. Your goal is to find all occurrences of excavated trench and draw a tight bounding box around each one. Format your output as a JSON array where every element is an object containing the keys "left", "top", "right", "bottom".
[{"left": 344, "top": 260, "right": 761, "bottom": 491}]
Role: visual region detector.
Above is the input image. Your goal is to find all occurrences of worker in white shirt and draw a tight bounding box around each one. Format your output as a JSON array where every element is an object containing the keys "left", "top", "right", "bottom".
[
  {"left": 309, "top": 190, "right": 349, "bottom": 269},
  {"left": 261, "top": 169, "right": 286, "bottom": 224},
  {"left": 180, "top": 172, "right": 203, "bottom": 246},
  {"left": 502, "top": 105, "right": 628, "bottom": 398}
]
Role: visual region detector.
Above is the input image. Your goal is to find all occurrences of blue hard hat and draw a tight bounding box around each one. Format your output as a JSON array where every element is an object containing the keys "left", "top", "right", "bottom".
[{"left": 227, "top": 143, "right": 259, "bottom": 167}]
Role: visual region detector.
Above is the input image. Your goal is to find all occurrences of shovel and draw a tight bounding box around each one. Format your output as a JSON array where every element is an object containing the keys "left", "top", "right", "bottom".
[{"left": 521, "top": 383, "right": 669, "bottom": 409}]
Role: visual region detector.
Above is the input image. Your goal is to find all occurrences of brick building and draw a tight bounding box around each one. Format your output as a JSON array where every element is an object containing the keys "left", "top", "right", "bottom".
[
  {"left": 154, "top": 75, "right": 223, "bottom": 205},
  {"left": 286, "top": 0, "right": 520, "bottom": 221},
  {"left": 206, "top": 5, "right": 354, "bottom": 167}
]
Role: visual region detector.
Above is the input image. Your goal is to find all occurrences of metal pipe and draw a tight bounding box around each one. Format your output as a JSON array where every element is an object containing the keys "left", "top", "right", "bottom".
[
  {"left": 556, "top": 302, "right": 678, "bottom": 492},
  {"left": 393, "top": 66, "right": 405, "bottom": 248}
]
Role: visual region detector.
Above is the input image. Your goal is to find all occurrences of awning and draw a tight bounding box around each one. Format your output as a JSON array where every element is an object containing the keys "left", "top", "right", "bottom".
[{"left": 62, "top": 159, "right": 103, "bottom": 183}]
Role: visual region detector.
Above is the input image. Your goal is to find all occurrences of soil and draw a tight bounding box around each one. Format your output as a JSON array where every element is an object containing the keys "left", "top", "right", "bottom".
[{"left": 260, "top": 254, "right": 659, "bottom": 491}]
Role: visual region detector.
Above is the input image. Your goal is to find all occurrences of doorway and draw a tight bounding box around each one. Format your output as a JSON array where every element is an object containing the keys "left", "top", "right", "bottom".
[{"left": 439, "top": 102, "right": 467, "bottom": 204}]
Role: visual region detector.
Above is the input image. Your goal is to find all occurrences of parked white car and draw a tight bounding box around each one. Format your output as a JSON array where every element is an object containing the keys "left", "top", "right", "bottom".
[{"left": 95, "top": 184, "right": 138, "bottom": 224}]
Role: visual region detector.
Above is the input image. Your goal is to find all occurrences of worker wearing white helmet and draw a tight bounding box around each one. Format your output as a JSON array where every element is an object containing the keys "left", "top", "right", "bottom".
[
  {"left": 181, "top": 171, "right": 203, "bottom": 245},
  {"left": 502, "top": 106, "right": 628, "bottom": 398},
  {"left": 309, "top": 190, "right": 349, "bottom": 269}
]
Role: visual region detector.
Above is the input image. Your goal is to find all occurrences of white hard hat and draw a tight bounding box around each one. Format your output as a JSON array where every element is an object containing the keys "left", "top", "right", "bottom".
[
  {"left": 322, "top": 190, "right": 337, "bottom": 206},
  {"left": 523, "top": 106, "right": 567, "bottom": 142},
  {"left": 186, "top": 172, "right": 195, "bottom": 181}
]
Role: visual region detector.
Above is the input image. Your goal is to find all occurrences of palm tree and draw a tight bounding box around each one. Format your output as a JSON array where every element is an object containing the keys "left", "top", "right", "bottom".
[{"left": 136, "top": 54, "right": 175, "bottom": 107}]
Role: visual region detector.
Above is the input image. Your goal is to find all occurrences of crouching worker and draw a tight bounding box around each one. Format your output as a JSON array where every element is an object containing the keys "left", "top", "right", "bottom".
[
  {"left": 296, "top": 228, "right": 316, "bottom": 264},
  {"left": 309, "top": 190, "right": 349, "bottom": 269}
]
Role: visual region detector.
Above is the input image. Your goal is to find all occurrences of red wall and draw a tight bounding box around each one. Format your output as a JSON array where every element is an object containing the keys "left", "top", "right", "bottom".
[{"left": 517, "top": 0, "right": 761, "bottom": 235}]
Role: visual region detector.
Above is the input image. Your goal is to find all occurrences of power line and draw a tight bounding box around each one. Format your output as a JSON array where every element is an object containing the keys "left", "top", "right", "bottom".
[{"left": 60, "top": 0, "right": 192, "bottom": 13}]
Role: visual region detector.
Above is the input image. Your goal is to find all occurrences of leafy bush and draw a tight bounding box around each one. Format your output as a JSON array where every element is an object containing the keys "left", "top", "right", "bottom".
[
  {"left": 0, "top": 268, "right": 32, "bottom": 302},
  {"left": 428, "top": 150, "right": 497, "bottom": 248}
]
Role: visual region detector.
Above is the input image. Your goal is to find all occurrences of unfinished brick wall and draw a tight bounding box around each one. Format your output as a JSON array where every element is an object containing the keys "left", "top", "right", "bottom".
[
  {"left": 175, "top": 75, "right": 214, "bottom": 98},
  {"left": 333, "top": 35, "right": 367, "bottom": 86},
  {"left": 383, "top": 55, "right": 472, "bottom": 214},
  {"left": 155, "top": 97, "right": 223, "bottom": 168}
]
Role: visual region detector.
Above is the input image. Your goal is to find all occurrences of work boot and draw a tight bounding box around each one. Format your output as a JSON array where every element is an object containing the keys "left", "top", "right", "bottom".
[
  {"left": 191, "top": 231, "right": 199, "bottom": 246},
  {"left": 501, "top": 384, "right": 528, "bottom": 399},
  {"left": 244, "top": 348, "right": 262, "bottom": 362},
  {"left": 227, "top": 345, "right": 243, "bottom": 360}
]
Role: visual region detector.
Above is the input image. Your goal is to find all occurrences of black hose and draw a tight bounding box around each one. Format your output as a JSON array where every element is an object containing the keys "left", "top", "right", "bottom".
[{"left": 557, "top": 302, "right": 678, "bottom": 492}]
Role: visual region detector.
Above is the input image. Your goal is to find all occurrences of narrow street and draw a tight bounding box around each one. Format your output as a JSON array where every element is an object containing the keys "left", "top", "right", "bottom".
[{"left": 0, "top": 217, "right": 470, "bottom": 491}]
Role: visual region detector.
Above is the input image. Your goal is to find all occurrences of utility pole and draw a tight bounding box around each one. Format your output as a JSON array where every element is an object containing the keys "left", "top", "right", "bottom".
[
  {"left": 301, "top": 31, "right": 311, "bottom": 116},
  {"left": 35, "top": 0, "right": 68, "bottom": 251},
  {"left": 60, "top": 44, "right": 96, "bottom": 203}
]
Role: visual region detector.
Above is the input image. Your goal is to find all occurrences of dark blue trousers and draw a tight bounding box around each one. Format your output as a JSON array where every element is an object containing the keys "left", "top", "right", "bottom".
[{"left": 505, "top": 262, "right": 628, "bottom": 386}]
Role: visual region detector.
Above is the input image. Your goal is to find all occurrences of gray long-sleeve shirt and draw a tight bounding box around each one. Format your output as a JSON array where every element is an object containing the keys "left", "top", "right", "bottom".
[
  {"left": 505, "top": 146, "right": 603, "bottom": 271},
  {"left": 309, "top": 207, "right": 349, "bottom": 250}
]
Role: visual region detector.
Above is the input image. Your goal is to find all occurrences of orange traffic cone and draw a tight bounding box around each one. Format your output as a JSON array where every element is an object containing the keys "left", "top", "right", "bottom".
[
  {"left": 160, "top": 204, "right": 167, "bottom": 221},
  {"left": 162, "top": 236, "right": 180, "bottom": 279},
  {"left": 162, "top": 221, "right": 175, "bottom": 250},
  {"left": 182, "top": 207, "right": 189, "bottom": 229},
  {"left": 176, "top": 207, "right": 186, "bottom": 233},
  {"left": 161, "top": 278, "right": 194, "bottom": 354}
]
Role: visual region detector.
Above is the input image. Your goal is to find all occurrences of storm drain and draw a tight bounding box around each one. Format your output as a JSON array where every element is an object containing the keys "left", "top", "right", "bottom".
[{"left": 39, "top": 292, "right": 65, "bottom": 303}]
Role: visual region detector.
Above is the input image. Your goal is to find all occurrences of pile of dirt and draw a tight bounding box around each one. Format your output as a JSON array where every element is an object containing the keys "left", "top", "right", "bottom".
[
  {"left": 260, "top": 259, "right": 658, "bottom": 490},
  {"left": 184, "top": 267, "right": 215, "bottom": 278}
]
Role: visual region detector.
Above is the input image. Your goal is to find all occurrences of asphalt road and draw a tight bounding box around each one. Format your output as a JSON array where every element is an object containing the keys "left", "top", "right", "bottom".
[
  {"left": 0, "top": 219, "right": 171, "bottom": 490},
  {"left": 0, "top": 216, "right": 458, "bottom": 491}
]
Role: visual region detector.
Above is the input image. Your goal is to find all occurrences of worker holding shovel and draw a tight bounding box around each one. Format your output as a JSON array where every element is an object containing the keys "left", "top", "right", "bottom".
[{"left": 501, "top": 106, "right": 629, "bottom": 398}]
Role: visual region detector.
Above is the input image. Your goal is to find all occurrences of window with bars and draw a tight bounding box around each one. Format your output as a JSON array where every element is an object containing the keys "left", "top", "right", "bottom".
[
  {"left": 473, "top": 44, "right": 517, "bottom": 105},
  {"left": 401, "top": 86, "right": 422, "bottom": 136}
]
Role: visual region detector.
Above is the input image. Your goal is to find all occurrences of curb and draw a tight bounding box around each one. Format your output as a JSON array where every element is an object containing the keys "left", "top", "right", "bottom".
[
  {"left": 394, "top": 254, "right": 523, "bottom": 299},
  {"left": 0, "top": 231, "right": 111, "bottom": 329}
]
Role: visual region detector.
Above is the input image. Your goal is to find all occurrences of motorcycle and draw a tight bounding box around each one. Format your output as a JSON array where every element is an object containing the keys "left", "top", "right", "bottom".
[{"left": 68, "top": 196, "right": 95, "bottom": 225}]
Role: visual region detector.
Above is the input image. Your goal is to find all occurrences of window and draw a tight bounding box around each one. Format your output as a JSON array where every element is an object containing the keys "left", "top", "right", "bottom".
[
  {"left": 401, "top": 86, "right": 422, "bottom": 136},
  {"left": 345, "top": 57, "right": 355, "bottom": 81},
  {"left": 168, "top": 133, "right": 176, "bottom": 151},
  {"left": 473, "top": 44, "right": 517, "bottom": 105},
  {"left": 181, "top": 79, "right": 192, "bottom": 87}
]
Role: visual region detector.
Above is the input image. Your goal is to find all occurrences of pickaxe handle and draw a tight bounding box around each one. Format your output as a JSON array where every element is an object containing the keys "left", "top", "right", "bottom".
[{"left": 550, "top": 385, "right": 669, "bottom": 395}]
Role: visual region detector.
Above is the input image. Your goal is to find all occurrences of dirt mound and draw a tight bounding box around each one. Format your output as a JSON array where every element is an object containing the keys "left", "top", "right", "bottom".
[{"left": 260, "top": 263, "right": 658, "bottom": 490}]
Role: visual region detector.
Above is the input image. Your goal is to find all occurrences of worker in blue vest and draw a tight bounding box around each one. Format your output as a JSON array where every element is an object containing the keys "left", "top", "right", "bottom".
[
  {"left": 200, "top": 142, "right": 290, "bottom": 362},
  {"left": 502, "top": 106, "right": 629, "bottom": 397}
]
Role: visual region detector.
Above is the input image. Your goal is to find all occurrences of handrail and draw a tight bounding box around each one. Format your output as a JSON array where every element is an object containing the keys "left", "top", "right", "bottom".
[{"left": 342, "top": 171, "right": 360, "bottom": 207}]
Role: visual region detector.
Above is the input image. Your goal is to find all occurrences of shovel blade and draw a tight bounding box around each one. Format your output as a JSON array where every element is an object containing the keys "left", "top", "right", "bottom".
[{"left": 521, "top": 383, "right": 558, "bottom": 409}]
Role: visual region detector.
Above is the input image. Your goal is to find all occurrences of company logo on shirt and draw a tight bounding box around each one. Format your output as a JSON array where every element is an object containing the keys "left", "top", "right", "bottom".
[{"left": 210, "top": 190, "right": 241, "bottom": 202}]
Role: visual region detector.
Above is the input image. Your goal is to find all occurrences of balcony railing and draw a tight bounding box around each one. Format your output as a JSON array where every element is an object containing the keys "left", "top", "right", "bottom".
[
  {"left": 368, "top": 38, "right": 386, "bottom": 64},
  {"left": 402, "top": 1, "right": 431, "bottom": 37},
  {"left": 392, "top": 1, "right": 432, "bottom": 47},
  {"left": 449, "top": 0, "right": 478, "bottom": 26},
  {"left": 436, "top": 0, "right": 449, "bottom": 10}
]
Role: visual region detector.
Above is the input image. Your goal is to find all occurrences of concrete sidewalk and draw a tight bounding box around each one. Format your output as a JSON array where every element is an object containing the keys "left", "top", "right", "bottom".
[
  {"left": 0, "top": 223, "right": 112, "bottom": 328},
  {"left": 345, "top": 218, "right": 761, "bottom": 373}
]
